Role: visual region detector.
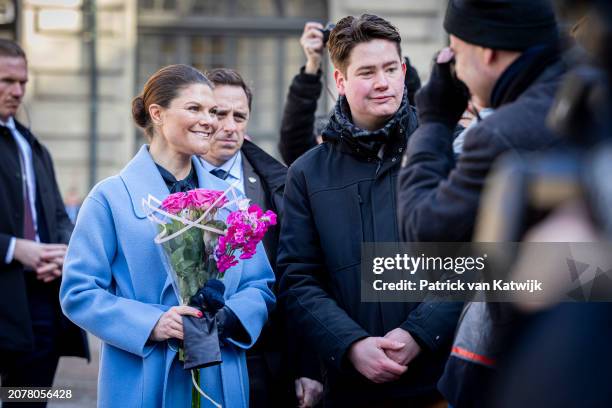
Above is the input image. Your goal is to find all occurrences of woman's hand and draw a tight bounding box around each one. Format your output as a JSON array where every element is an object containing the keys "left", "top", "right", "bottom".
[{"left": 149, "top": 306, "right": 202, "bottom": 341}]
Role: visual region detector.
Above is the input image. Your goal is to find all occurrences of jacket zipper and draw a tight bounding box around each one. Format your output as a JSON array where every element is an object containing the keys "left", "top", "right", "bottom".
[{"left": 375, "top": 159, "right": 383, "bottom": 176}]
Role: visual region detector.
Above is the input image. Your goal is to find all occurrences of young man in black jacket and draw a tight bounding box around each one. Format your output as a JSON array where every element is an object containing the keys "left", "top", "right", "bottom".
[
  {"left": 396, "top": 1, "right": 564, "bottom": 406},
  {"left": 278, "top": 14, "right": 461, "bottom": 407}
]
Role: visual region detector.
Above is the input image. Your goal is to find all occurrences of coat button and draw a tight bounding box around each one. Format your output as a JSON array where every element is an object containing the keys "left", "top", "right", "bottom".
[
  {"left": 392, "top": 157, "right": 397, "bottom": 162},
  {"left": 330, "top": 356, "right": 335, "bottom": 361},
  {"left": 399, "top": 148, "right": 403, "bottom": 152}
]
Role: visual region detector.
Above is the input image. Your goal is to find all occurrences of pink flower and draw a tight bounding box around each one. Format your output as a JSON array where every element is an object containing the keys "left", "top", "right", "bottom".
[
  {"left": 248, "top": 204, "right": 263, "bottom": 217},
  {"left": 264, "top": 210, "right": 277, "bottom": 225},
  {"left": 217, "top": 254, "right": 238, "bottom": 272},
  {"left": 161, "top": 192, "right": 189, "bottom": 214},
  {"left": 214, "top": 204, "right": 277, "bottom": 275},
  {"left": 188, "top": 189, "right": 228, "bottom": 209},
  {"left": 161, "top": 189, "right": 229, "bottom": 215}
]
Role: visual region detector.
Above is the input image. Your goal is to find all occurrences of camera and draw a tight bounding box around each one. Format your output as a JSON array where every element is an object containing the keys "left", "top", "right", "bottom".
[{"left": 321, "top": 22, "right": 336, "bottom": 47}]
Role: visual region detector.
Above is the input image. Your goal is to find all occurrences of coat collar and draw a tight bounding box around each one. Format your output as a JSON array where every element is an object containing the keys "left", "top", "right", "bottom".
[
  {"left": 240, "top": 139, "right": 287, "bottom": 194},
  {"left": 120, "top": 145, "right": 234, "bottom": 219},
  {"left": 241, "top": 152, "right": 265, "bottom": 206},
  {"left": 13, "top": 119, "right": 41, "bottom": 149},
  {"left": 490, "top": 44, "right": 561, "bottom": 108}
]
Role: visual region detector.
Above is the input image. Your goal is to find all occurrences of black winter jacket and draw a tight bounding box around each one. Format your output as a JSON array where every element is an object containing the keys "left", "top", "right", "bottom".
[
  {"left": 278, "top": 95, "right": 460, "bottom": 405},
  {"left": 278, "top": 68, "right": 321, "bottom": 166}
]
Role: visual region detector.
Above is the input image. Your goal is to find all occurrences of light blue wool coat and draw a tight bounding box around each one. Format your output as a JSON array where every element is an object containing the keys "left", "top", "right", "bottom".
[{"left": 60, "top": 145, "right": 275, "bottom": 408}]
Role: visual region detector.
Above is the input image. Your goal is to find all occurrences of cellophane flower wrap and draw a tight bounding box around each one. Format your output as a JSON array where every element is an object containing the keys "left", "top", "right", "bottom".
[
  {"left": 144, "top": 186, "right": 277, "bottom": 306},
  {"left": 157, "top": 189, "right": 228, "bottom": 305}
]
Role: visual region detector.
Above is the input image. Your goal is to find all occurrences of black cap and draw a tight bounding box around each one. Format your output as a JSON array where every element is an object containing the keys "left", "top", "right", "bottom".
[{"left": 444, "top": 0, "right": 559, "bottom": 51}]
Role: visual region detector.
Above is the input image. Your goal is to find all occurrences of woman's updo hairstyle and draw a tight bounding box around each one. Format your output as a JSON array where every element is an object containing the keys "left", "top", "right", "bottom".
[{"left": 132, "top": 64, "right": 213, "bottom": 139}]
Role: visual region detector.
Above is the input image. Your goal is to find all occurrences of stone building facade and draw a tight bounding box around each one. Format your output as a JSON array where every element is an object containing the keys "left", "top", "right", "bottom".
[{"left": 16, "top": 0, "right": 446, "bottom": 200}]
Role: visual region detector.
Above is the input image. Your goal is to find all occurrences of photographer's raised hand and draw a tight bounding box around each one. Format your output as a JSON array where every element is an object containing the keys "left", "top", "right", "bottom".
[
  {"left": 300, "top": 22, "right": 324, "bottom": 74},
  {"left": 416, "top": 47, "right": 470, "bottom": 128}
]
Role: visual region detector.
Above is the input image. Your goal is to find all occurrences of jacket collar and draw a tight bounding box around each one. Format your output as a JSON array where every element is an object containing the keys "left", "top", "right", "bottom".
[
  {"left": 240, "top": 139, "right": 287, "bottom": 193},
  {"left": 12, "top": 119, "right": 40, "bottom": 148},
  {"left": 120, "top": 145, "right": 234, "bottom": 219},
  {"left": 490, "top": 44, "right": 561, "bottom": 108}
]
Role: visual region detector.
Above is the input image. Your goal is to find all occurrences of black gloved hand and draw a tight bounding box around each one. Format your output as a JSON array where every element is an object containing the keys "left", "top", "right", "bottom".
[
  {"left": 216, "top": 306, "right": 241, "bottom": 341},
  {"left": 189, "top": 279, "right": 225, "bottom": 313},
  {"left": 416, "top": 48, "right": 470, "bottom": 128}
]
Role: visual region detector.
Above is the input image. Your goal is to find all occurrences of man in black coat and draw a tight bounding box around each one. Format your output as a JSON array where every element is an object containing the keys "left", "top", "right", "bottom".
[
  {"left": 278, "top": 15, "right": 461, "bottom": 407},
  {"left": 202, "top": 68, "right": 323, "bottom": 408},
  {"left": 0, "top": 39, "right": 88, "bottom": 404},
  {"left": 396, "top": 1, "right": 564, "bottom": 406}
]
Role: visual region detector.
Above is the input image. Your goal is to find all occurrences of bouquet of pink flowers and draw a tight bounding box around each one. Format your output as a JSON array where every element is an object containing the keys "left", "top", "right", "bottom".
[
  {"left": 145, "top": 187, "right": 276, "bottom": 306},
  {"left": 144, "top": 186, "right": 276, "bottom": 408}
]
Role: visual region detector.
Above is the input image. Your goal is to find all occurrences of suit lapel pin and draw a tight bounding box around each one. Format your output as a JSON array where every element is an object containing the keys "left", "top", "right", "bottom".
[{"left": 248, "top": 176, "right": 257, "bottom": 184}]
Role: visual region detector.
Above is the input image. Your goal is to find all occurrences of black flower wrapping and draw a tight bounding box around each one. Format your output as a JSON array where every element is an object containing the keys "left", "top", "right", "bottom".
[
  {"left": 182, "top": 312, "right": 222, "bottom": 370},
  {"left": 182, "top": 279, "right": 226, "bottom": 370}
]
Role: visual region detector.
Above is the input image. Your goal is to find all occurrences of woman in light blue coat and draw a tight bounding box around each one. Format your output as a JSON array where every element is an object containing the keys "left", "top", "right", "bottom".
[{"left": 60, "top": 65, "right": 275, "bottom": 408}]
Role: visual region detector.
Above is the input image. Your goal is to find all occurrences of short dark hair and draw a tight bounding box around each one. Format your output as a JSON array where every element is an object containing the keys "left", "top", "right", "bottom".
[
  {"left": 328, "top": 14, "right": 402, "bottom": 74},
  {"left": 132, "top": 64, "right": 212, "bottom": 139},
  {"left": 206, "top": 68, "right": 253, "bottom": 111},
  {"left": 0, "top": 39, "right": 26, "bottom": 60}
]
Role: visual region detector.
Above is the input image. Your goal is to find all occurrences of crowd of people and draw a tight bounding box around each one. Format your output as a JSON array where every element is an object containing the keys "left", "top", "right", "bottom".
[{"left": 1, "top": 0, "right": 610, "bottom": 407}]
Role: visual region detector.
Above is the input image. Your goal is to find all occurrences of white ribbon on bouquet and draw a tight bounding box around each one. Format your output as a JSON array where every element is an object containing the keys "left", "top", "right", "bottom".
[
  {"left": 141, "top": 180, "right": 248, "bottom": 408},
  {"left": 142, "top": 179, "right": 247, "bottom": 245}
]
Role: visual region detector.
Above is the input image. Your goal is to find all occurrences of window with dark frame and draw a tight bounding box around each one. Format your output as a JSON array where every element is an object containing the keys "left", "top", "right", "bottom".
[{"left": 135, "top": 0, "right": 329, "bottom": 156}]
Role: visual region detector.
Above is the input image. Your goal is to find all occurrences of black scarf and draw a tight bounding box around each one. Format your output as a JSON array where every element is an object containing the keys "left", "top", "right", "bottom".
[{"left": 323, "top": 88, "right": 416, "bottom": 157}]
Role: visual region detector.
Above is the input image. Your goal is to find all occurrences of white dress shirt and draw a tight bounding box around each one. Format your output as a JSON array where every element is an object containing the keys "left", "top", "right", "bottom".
[{"left": 200, "top": 152, "right": 245, "bottom": 194}]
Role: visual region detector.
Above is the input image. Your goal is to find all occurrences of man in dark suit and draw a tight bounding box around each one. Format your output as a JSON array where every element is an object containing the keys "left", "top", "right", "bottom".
[
  {"left": 201, "top": 68, "right": 322, "bottom": 408},
  {"left": 0, "top": 39, "right": 88, "bottom": 406}
]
